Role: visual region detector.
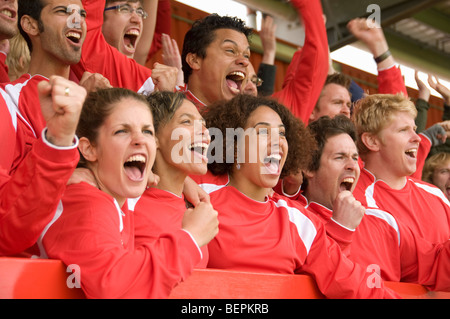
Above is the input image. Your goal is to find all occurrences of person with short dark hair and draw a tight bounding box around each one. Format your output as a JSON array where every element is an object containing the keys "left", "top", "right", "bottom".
[
  {"left": 180, "top": 13, "right": 252, "bottom": 109},
  {"left": 72, "top": 0, "right": 177, "bottom": 93},
  {"left": 303, "top": 115, "right": 450, "bottom": 291}
]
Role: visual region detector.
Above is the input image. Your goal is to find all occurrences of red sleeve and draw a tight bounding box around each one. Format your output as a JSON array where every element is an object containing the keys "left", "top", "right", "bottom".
[
  {"left": 147, "top": 0, "right": 171, "bottom": 61},
  {"left": 397, "top": 219, "right": 450, "bottom": 291},
  {"left": 43, "top": 186, "right": 201, "bottom": 299},
  {"left": 0, "top": 137, "right": 79, "bottom": 256},
  {"left": 271, "top": 0, "right": 328, "bottom": 125},
  {"left": 323, "top": 219, "right": 354, "bottom": 257},
  {"left": 297, "top": 207, "right": 400, "bottom": 298},
  {"left": 72, "top": 0, "right": 154, "bottom": 93},
  {"left": 410, "top": 133, "right": 431, "bottom": 179},
  {"left": 0, "top": 97, "right": 15, "bottom": 169},
  {"left": 377, "top": 65, "right": 408, "bottom": 97},
  {"left": 0, "top": 52, "right": 10, "bottom": 83}
]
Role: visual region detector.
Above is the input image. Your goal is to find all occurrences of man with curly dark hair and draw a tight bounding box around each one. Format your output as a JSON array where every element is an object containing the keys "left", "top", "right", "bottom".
[
  {"left": 180, "top": 14, "right": 253, "bottom": 109},
  {"left": 198, "top": 94, "right": 399, "bottom": 299}
]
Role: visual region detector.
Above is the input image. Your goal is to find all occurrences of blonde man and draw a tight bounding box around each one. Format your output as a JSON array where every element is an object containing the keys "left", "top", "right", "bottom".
[{"left": 352, "top": 94, "right": 450, "bottom": 244}]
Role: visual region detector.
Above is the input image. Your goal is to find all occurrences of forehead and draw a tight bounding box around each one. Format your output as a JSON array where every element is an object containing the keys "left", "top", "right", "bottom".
[
  {"left": 106, "top": 98, "right": 152, "bottom": 123},
  {"left": 211, "top": 28, "right": 249, "bottom": 48},
  {"left": 43, "top": 0, "right": 83, "bottom": 8},
  {"left": 323, "top": 134, "right": 357, "bottom": 154},
  {"left": 106, "top": 0, "right": 142, "bottom": 6},
  {"left": 246, "top": 106, "right": 283, "bottom": 126},
  {"left": 322, "top": 83, "right": 351, "bottom": 99},
  {"left": 174, "top": 99, "right": 201, "bottom": 117},
  {"left": 382, "top": 111, "right": 416, "bottom": 129}
]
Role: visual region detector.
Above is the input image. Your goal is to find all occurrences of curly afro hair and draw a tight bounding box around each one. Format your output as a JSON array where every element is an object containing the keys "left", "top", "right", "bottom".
[{"left": 203, "top": 94, "right": 316, "bottom": 179}]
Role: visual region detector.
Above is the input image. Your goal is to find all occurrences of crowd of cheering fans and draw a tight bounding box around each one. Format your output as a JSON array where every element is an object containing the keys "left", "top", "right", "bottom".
[{"left": 0, "top": 0, "right": 449, "bottom": 298}]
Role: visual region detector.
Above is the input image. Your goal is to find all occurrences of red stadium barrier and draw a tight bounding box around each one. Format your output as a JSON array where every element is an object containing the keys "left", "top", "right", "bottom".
[{"left": 0, "top": 257, "right": 449, "bottom": 299}]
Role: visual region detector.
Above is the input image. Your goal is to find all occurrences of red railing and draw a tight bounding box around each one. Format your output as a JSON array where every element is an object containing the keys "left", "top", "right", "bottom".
[{"left": 0, "top": 257, "right": 448, "bottom": 299}]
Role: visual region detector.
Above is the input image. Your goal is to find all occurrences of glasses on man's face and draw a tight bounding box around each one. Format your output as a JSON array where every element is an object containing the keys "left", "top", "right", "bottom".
[
  {"left": 250, "top": 76, "right": 263, "bottom": 87},
  {"left": 104, "top": 3, "right": 148, "bottom": 20}
]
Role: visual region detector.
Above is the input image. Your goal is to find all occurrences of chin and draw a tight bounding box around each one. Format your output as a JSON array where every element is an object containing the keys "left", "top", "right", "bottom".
[
  {"left": 188, "top": 164, "right": 208, "bottom": 176},
  {"left": 260, "top": 176, "right": 281, "bottom": 190}
]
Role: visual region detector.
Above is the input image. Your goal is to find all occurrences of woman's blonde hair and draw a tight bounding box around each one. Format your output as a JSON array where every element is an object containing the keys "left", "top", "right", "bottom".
[
  {"left": 6, "top": 33, "right": 30, "bottom": 81},
  {"left": 422, "top": 152, "right": 450, "bottom": 184},
  {"left": 352, "top": 94, "right": 416, "bottom": 157}
]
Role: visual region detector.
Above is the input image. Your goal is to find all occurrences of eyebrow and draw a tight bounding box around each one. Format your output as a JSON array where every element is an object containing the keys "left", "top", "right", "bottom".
[
  {"left": 334, "top": 151, "right": 359, "bottom": 157},
  {"left": 179, "top": 113, "right": 206, "bottom": 123},
  {"left": 223, "top": 39, "right": 251, "bottom": 52},
  {"left": 53, "top": 5, "right": 87, "bottom": 14},
  {"left": 253, "top": 122, "right": 285, "bottom": 128}
]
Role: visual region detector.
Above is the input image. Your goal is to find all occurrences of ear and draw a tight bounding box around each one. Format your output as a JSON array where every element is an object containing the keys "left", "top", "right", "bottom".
[
  {"left": 361, "top": 132, "right": 380, "bottom": 152},
  {"left": 78, "top": 137, "right": 98, "bottom": 162},
  {"left": 303, "top": 169, "right": 315, "bottom": 180},
  {"left": 186, "top": 53, "right": 201, "bottom": 71},
  {"left": 309, "top": 109, "right": 318, "bottom": 122},
  {"left": 20, "top": 15, "right": 40, "bottom": 38}
]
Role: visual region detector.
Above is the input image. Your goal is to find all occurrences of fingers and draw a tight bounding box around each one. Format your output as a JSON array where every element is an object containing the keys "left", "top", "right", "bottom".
[
  {"left": 41, "top": 76, "right": 87, "bottom": 147},
  {"left": 151, "top": 62, "right": 178, "bottom": 91},
  {"left": 79, "top": 71, "right": 112, "bottom": 92}
]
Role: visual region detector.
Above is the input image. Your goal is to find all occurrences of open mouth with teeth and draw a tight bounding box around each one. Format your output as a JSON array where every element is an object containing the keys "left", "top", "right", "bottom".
[
  {"left": 66, "top": 31, "right": 82, "bottom": 44},
  {"left": 263, "top": 154, "right": 282, "bottom": 175},
  {"left": 124, "top": 29, "right": 140, "bottom": 52},
  {"left": 445, "top": 185, "right": 450, "bottom": 199},
  {"left": 0, "top": 9, "right": 16, "bottom": 19},
  {"left": 188, "top": 142, "right": 209, "bottom": 163},
  {"left": 124, "top": 155, "right": 147, "bottom": 182},
  {"left": 226, "top": 71, "right": 245, "bottom": 94},
  {"left": 405, "top": 148, "right": 417, "bottom": 159},
  {"left": 340, "top": 177, "right": 355, "bottom": 192}
]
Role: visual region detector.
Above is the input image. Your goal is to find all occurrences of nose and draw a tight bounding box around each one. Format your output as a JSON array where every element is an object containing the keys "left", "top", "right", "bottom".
[
  {"left": 345, "top": 158, "right": 358, "bottom": 170},
  {"left": 129, "top": 9, "right": 141, "bottom": 22},
  {"left": 341, "top": 104, "right": 351, "bottom": 118},
  {"left": 236, "top": 55, "right": 249, "bottom": 68},
  {"left": 202, "top": 124, "right": 211, "bottom": 143},
  {"left": 131, "top": 130, "right": 146, "bottom": 146},
  {"left": 242, "top": 80, "right": 257, "bottom": 96},
  {"left": 411, "top": 130, "right": 421, "bottom": 143}
]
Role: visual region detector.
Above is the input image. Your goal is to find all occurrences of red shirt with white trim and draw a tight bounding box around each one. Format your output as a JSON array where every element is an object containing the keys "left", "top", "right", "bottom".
[
  {"left": 207, "top": 185, "right": 399, "bottom": 298},
  {"left": 131, "top": 187, "right": 208, "bottom": 268},
  {"left": 0, "top": 78, "right": 79, "bottom": 256},
  {"left": 354, "top": 167, "right": 450, "bottom": 244},
  {"left": 307, "top": 201, "right": 450, "bottom": 291},
  {"left": 40, "top": 183, "right": 202, "bottom": 299}
]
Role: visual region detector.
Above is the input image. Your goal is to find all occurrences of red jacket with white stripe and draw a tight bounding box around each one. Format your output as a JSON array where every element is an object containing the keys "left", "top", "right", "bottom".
[
  {"left": 354, "top": 168, "right": 450, "bottom": 244},
  {"left": 40, "top": 183, "right": 202, "bottom": 299},
  {"left": 207, "top": 186, "right": 399, "bottom": 298},
  {"left": 0, "top": 84, "right": 79, "bottom": 256},
  {"left": 131, "top": 187, "right": 209, "bottom": 268},
  {"left": 306, "top": 201, "right": 450, "bottom": 291}
]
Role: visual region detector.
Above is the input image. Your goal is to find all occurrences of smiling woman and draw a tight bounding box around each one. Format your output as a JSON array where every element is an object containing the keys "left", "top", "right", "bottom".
[
  {"left": 199, "top": 94, "right": 400, "bottom": 298},
  {"left": 35, "top": 88, "right": 216, "bottom": 299},
  {"left": 131, "top": 91, "right": 218, "bottom": 271}
]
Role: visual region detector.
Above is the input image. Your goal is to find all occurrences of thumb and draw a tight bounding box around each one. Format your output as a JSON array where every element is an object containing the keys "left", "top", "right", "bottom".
[{"left": 37, "top": 80, "right": 52, "bottom": 97}]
